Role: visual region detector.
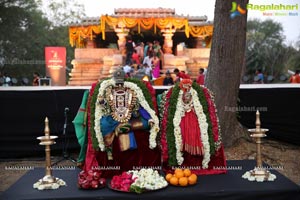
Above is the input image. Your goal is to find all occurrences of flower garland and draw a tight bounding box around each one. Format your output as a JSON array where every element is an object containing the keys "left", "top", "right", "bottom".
[
  {"left": 89, "top": 81, "right": 102, "bottom": 149},
  {"left": 158, "top": 90, "right": 169, "bottom": 162},
  {"left": 161, "top": 83, "right": 220, "bottom": 167},
  {"left": 172, "top": 88, "right": 211, "bottom": 168},
  {"left": 202, "top": 86, "right": 222, "bottom": 150},
  {"left": 165, "top": 86, "right": 180, "bottom": 165},
  {"left": 94, "top": 79, "right": 115, "bottom": 151},
  {"left": 192, "top": 82, "right": 216, "bottom": 154},
  {"left": 123, "top": 81, "right": 159, "bottom": 148},
  {"left": 92, "top": 78, "right": 159, "bottom": 151},
  {"left": 172, "top": 90, "right": 185, "bottom": 165}
]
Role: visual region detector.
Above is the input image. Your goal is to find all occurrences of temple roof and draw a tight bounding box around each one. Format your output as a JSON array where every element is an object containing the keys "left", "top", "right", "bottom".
[
  {"left": 69, "top": 8, "right": 212, "bottom": 26},
  {"left": 114, "top": 8, "right": 175, "bottom": 17}
]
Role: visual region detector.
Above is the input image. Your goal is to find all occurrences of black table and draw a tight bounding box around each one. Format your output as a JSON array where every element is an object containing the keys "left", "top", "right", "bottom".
[{"left": 1, "top": 160, "right": 300, "bottom": 200}]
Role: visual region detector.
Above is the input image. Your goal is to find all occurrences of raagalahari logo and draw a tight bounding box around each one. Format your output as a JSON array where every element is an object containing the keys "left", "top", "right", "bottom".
[
  {"left": 230, "top": 2, "right": 299, "bottom": 18},
  {"left": 230, "top": 2, "right": 246, "bottom": 19}
]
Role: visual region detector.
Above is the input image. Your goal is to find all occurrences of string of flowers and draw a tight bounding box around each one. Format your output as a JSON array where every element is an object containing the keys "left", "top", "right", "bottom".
[
  {"left": 172, "top": 90, "right": 185, "bottom": 165},
  {"left": 165, "top": 85, "right": 180, "bottom": 165},
  {"left": 188, "top": 87, "right": 210, "bottom": 168},
  {"left": 94, "top": 79, "right": 115, "bottom": 151},
  {"left": 123, "top": 81, "right": 160, "bottom": 149},
  {"left": 161, "top": 83, "right": 220, "bottom": 167},
  {"left": 192, "top": 82, "right": 216, "bottom": 155},
  {"left": 202, "top": 87, "right": 222, "bottom": 150},
  {"left": 92, "top": 78, "right": 159, "bottom": 151},
  {"left": 158, "top": 91, "right": 169, "bottom": 162},
  {"left": 89, "top": 81, "right": 101, "bottom": 149}
]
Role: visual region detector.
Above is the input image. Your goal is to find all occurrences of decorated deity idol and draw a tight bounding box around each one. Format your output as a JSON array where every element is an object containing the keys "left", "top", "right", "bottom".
[
  {"left": 159, "top": 79, "right": 227, "bottom": 175},
  {"left": 74, "top": 68, "right": 161, "bottom": 178}
]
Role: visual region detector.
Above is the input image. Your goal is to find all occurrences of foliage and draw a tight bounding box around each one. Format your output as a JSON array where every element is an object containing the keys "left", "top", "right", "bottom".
[
  {"left": 0, "top": 0, "right": 84, "bottom": 84},
  {"left": 0, "top": 0, "right": 51, "bottom": 79},
  {"left": 39, "top": 0, "right": 86, "bottom": 27},
  {"left": 245, "top": 19, "right": 300, "bottom": 81}
]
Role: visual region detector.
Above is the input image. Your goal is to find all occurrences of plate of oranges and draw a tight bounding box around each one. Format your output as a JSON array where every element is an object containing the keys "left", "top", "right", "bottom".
[{"left": 165, "top": 168, "right": 197, "bottom": 187}]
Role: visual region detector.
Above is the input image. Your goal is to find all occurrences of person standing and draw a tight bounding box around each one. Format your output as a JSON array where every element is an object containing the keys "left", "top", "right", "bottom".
[
  {"left": 32, "top": 72, "right": 40, "bottom": 86},
  {"left": 255, "top": 69, "right": 264, "bottom": 84},
  {"left": 151, "top": 54, "right": 160, "bottom": 80},
  {"left": 173, "top": 68, "right": 190, "bottom": 83},
  {"left": 125, "top": 36, "right": 135, "bottom": 64},
  {"left": 3, "top": 73, "right": 11, "bottom": 87},
  {"left": 163, "top": 70, "right": 174, "bottom": 86},
  {"left": 143, "top": 52, "right": 154, "bottom": 72},
  {"left": 289, "top": 70, "right": 300, "bottom": 83},
  {"left": 131, "top": 49, "right": 141, "bottom": 65},
  {"left": 196, "top": 68, "right": 205, "bottom": 85}
]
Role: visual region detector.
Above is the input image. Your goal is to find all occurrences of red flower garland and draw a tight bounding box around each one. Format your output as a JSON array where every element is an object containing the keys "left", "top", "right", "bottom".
[
  {"left": 202, "top": 87, "right": 220, "bottom": 142},
  {"left": 160, "top": 88, "right": 173, "bottom": 162}
]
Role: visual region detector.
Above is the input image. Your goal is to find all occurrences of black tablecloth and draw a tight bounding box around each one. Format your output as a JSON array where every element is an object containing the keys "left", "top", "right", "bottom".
[{"left": 1, "top": 160, "right": 300, "bottom": 200}]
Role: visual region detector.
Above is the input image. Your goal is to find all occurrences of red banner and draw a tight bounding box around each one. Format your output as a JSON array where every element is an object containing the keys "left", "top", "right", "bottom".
[{"left": 45, "top": 47, "right": 66, "bottom": 86}]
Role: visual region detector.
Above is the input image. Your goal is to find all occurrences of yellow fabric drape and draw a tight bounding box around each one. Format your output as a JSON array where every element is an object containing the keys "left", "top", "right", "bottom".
[
  {"left": 100, "top": 15, "right": 189, "bottom": 40},
  {"left": 189, "top": 25, "right": 213, "bottom": 38},
  {"left": 69, "top": 15, "right": 214, "bottom": 47},
  {"left": 69, "top": 25, "right": 102, "bottom": 47}
]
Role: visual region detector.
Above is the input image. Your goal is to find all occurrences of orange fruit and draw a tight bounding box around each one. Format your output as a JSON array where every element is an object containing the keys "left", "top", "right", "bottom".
[
  {"left": 175, "top": 170, "right": 184, "bottom": 179},
  {"left": 174, "top": 168, "right": 183, "bottom": 174},
  {"left": 183, "top": 169, "right": 192, "bottom": 177},
  {"left": 169, "top": 176, "right": 179, "bottom": 186},
  {"left": 188, "top": 174, "right": 197, "bottom": 185},
  {"left": 165, "top": 173, "right": 173, "bottom": 182},
  {"left": 178, "top": 177, "right": 188, "bottom": 186}
]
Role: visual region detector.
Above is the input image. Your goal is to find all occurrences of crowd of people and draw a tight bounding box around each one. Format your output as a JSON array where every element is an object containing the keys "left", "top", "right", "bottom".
[
  {"left": 123, "top": 35, "right": 207, "bottom": 86},
  {"left": 0, "top": 72, "right": 41, "bottom": 86}
]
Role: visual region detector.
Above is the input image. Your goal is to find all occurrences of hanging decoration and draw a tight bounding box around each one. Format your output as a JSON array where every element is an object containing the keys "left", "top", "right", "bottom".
[{"left": 69, "top": 15, "right": 213, "bottom": 47}]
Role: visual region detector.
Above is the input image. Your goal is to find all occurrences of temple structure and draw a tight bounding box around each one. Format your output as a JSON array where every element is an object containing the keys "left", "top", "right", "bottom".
[{"left": 68, "top": 8, "right": 213, "bottom": 86}]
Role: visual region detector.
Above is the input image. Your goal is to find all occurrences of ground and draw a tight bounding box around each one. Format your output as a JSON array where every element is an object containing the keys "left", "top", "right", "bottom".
[{"left": 0, "top": 138, "right": 299, "bottom": 194}]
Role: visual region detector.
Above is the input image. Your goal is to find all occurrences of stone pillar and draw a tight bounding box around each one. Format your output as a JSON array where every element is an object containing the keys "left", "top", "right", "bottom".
[
  {"left": 161, "top": 28, "right": 176, "bottom": 54},
  {"left": 115, "top": 27, "right": 129, "bottom": 55}
]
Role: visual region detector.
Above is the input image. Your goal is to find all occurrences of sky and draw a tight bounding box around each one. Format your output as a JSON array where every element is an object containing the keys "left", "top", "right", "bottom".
[{"left": 78, "top": 0, "right": 300, "bottom": 45}]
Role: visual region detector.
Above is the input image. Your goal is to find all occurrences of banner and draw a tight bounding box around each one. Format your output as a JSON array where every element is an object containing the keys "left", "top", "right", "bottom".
[{"left": 45, "top": 47, "right": 66, "bottom": 86}]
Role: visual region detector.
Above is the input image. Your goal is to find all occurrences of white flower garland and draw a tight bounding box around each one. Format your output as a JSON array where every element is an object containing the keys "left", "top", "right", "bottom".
[
  {"left": 173, "top": 88, "right": 211, "bottom": 168},
  {"left": 124, "top": 81, "right": 160, "bottom": 149},
  {"left": 94, "top": 79, "right": 159, "bottom": 151},
  {"left": 173, "top": 91, "right": 185, "bottom": 165},
  {"left": 94, "top": 79, "right": 114, "bottom": 151},
  {"left": 190, "top": 88, "right": 210, "bottom": 169}
]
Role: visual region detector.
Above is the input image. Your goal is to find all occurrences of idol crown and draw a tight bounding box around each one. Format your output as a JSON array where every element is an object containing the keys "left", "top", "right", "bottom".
[{"left": 113, "top": 68, "right": 125, "bottom": 84}]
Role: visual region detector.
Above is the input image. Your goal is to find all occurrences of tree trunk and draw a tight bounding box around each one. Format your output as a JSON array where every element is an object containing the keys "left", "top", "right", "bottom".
[{"left": 206, "top": 0, "right": 249, "bottom": 147}]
